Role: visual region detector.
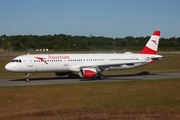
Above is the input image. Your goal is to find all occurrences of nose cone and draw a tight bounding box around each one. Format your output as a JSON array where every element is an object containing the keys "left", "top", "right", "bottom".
[
  {"left": 5, "top": 63, "right": 15, "bottom": 72},
  {"left": 5, "top": 63, "right": 11, "bottom": 71}
]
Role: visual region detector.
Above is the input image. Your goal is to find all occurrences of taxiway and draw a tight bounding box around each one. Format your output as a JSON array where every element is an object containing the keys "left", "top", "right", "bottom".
[{"left": 0, "top": 72, "right": 180, "bottom": 87}]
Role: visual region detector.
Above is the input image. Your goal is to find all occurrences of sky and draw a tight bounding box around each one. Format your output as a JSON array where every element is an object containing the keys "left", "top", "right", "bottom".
[{"left": 0, "top": 0, "right": 180, "bottom": 38}]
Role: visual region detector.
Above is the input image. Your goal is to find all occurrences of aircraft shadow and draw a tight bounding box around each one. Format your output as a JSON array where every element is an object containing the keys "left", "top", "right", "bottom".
[
  {"left": 107, "top": 72, "right": 153, "bottom": 77},
  {"left": 82, "top": 71, "right": 157, "bottom": 81},
  {"left": 10, "top": 76, "right": 77, "bottom": 81}
]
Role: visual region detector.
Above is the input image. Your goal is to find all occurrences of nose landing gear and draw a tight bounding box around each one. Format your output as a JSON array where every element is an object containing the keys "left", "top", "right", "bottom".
[{"left": 25, "top": 73, "right": 30, "bottom": 82}]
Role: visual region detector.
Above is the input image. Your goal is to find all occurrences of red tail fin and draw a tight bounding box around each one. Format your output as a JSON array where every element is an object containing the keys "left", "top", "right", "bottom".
[{"left": 140, "top": 31, "right": 161, "bottom": 54}]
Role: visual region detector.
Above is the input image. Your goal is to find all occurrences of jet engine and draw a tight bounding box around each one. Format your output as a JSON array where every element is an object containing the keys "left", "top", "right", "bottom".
[{"left": 79, "top": 68, "right": 97, "bottom": 78}]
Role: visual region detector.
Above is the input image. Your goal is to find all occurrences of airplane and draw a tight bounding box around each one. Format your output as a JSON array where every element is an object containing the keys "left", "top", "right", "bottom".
[{"left": 5, "top": 30, "right": 162, "bottom": 82}]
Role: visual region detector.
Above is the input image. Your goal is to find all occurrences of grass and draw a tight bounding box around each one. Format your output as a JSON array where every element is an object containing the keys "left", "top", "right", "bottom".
[{"left": 0, "top": 79, "right": 180, "bottom": 120}]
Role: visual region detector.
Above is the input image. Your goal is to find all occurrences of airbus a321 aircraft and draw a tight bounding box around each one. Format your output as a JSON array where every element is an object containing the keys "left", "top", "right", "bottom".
[{"left": 5, "top": 31, "right": 162, "bottom": 82}]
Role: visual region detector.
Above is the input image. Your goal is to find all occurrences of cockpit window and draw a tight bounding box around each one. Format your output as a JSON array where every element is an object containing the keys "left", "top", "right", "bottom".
[{"left": 11, "top": 59, "right": 22, "bottom": 63}]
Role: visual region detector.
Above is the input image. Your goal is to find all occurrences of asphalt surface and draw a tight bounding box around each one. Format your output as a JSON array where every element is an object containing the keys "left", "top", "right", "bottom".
[{"left": 0, "top": 72, "right": 180, "bottom": 87}]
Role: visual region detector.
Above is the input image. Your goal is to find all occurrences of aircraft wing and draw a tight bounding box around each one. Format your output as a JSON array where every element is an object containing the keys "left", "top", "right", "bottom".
[{"left": 68, "top": 61, "right": 143, "bottom": 72}]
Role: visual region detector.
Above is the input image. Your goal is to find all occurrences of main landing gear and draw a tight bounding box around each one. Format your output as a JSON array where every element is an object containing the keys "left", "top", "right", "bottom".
[
  {"left": 25, "top": 73, "right": 30, "bottom": 82},
  {"left": 97, "top": 68, "right": 105, "bottom": 80},
  {"left": 97, "top": 74, "right": 105, "bottom": 80},
  {"left": 96, "top": 68, "right": 105, "bottom": 80}
]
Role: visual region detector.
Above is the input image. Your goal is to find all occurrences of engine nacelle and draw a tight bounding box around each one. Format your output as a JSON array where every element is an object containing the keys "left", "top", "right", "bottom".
[
  {"left": 55, "top": 72, "right": 70, "bottom": 76},
  {"left": 79, "top": 68, "right": 97, "bottom": 78}
]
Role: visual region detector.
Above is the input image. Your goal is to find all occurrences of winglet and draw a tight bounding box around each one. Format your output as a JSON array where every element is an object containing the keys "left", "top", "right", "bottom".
[{"left": 139, "top": 30, "right": 161, "bottom": 54}]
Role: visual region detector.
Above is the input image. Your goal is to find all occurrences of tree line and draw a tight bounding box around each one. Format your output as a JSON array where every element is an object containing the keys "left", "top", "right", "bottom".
[{"left": 0, "top": 34, "right": 180, "bottom": 51}]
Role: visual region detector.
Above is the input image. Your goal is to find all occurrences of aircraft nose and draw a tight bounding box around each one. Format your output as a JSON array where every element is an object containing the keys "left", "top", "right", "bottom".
[{"left": 5, "top": 63, "right": 12, "bottom": 71}]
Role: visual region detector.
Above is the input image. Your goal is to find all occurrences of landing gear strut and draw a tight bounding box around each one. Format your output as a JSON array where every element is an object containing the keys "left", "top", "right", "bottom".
[
  {"left": 25, "top": 73, "right": 30, "bottom": 82},
  {"left": 96, "top": 68, "right": 105, "bottom": 80}
]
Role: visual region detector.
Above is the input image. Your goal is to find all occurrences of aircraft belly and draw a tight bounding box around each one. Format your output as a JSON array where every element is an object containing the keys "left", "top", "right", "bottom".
[{"left": 105, "top": 63, "right": 144, "bottom": 71}]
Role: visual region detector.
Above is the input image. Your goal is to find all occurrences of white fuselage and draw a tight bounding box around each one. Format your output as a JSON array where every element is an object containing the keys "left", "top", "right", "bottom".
[{"left": 5, "top": 53, "right": 162, "bottom": 73}]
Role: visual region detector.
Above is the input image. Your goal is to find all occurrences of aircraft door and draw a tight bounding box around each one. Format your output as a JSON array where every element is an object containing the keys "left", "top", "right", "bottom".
[
  {"left": 104, "top": 57, "right": 109, "bottom": 64},
  {"left": 63, "top": 59, "right": 68, "bottom": 66},
  {"left": 27, "top": 56, "right": 33, "bottom": 67}
]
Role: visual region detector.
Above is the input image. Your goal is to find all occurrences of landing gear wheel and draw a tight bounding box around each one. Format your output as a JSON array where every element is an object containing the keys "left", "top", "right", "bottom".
[
  {"left": 98, "top": 74, "right": 105, "bottom": 80},
  {"left": 100, "top": 75, "right": 105, "bottom": 80},
  {"left": 25, "top": 73, "right": 30, "bottom": 82},
  {"left": 101, "top": 75, "right": 105, "bottom": 80},
  {"left": 25, "top": 78, "right": 29, "bottom": 82}
]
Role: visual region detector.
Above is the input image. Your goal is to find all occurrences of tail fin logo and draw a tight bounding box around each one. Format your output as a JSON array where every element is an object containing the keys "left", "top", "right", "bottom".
[{"left": 151, "top": 40, "right": 157, "bottom": 45}]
